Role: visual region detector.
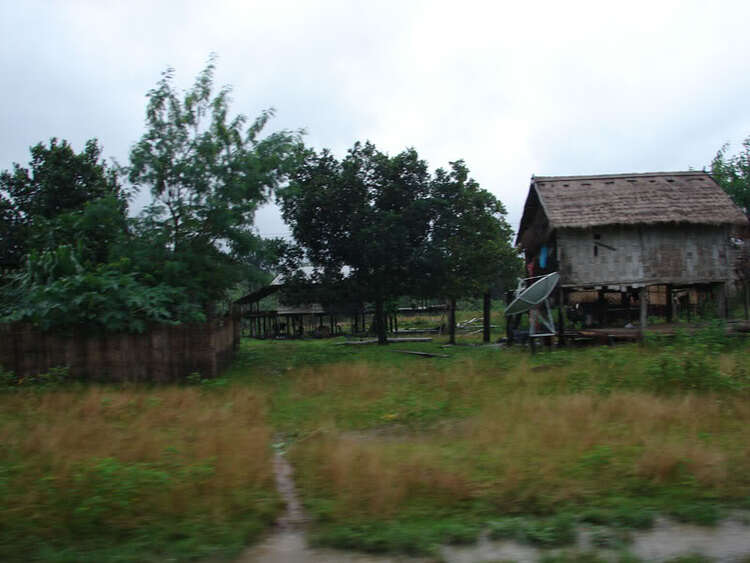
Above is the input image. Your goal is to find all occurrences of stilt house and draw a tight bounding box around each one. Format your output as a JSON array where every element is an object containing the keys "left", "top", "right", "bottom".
[{"left": 516, "top": 171, "right": 749, "bottom": 327}]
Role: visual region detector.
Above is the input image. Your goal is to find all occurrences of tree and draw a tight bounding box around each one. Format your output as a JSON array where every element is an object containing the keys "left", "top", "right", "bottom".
[
  {"left": 424, "top": 161, "right": 520, "bottom": 343},
  {"left": 712, "top": 135, "right": 750, "bottom": 217},
  {"left": 0, "top": 138, "right": 125, "bottom": 270},
  {"left": 711, "top": 135, "right": 750, "bottom": 319},
  {"left": 278, "top": 142, "right": 433, "bottom": 344},
  {"left": 128, "top": 55, "right": 304, "bottom": 308}
]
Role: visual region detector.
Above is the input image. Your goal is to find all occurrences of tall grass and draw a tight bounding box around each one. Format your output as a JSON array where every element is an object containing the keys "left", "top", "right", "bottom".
[
  {"left": 0, "top": 386, "right": 277, "bottom": 561},
  {"left": 277, "top": 335, "right": 750, "bottom": 552}
]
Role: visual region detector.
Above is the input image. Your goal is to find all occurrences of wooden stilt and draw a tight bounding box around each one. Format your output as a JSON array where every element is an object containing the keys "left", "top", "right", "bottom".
[
  {"left": 715, "top": 282, "right": 727, "bottom": 319},
  {"left": 665, "top": 284, "right": 673, "bottom": 323}
]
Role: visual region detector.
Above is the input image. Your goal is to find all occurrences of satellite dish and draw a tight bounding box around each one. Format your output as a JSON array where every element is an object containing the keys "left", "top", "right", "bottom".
[{"left": 505, "top": 272, "right": 560, "bottom": 316}]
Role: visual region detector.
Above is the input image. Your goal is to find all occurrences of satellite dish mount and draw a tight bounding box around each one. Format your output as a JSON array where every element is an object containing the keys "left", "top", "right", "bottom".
[{"left": 505, "top": 272, "right": 560, "bottom": 338}]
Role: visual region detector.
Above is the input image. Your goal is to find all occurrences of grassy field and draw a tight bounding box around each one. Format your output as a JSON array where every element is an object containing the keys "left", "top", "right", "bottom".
[
  {"left": 0, "top": 385, "right": 278, "bottom": 562},
  {"left": 1, "top": 323, "right": 750, "bottom": 560}
]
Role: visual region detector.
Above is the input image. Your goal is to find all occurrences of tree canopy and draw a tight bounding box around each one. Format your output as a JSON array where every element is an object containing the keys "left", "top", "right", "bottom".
[
  {"left": 0, "top": 138, "right": 125, "bottom": 270},
  {"left": 425, "top": 160, "right": 521, "bottom": 342},
  {"left": 278, "top": 142, "right": 519, "bottom": 344},
  {"left": 1, "top": 57, "right": 304, "bottom": 332},
  {"left": 279, "top": 142, "right": 433, "bottom": 343},
  {"left": 128, "top": 55, "right": 304, "bottom": 308},
  {"left": 711, "top": 135, "right": 750, "bottom": 217}
]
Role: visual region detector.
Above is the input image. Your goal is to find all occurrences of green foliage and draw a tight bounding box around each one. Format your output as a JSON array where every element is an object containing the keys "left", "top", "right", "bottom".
[
  {"left": 1, "top": 246, "right": 204, "bottom": 332},
  {"left": 129, "top": 54, "right": 304, "bottom": 307},
  {"left": 560, "top": 328, "right": 748, "bottom": 395},
  {"left": 425, "top": 160, "right": 520, "bottom": 299},
  {"left": 488, "top": 515, "right": 576, "bottom": 547},
  {"left": 0, "top": 454, "right": 268, "bottom": 562},
  {"left": 26, "top": 195, "right": 128, "bottom": 265},
  {"left": 308, "top": 517, "right": 481, "bottom": 555},
  {"left": 711, "top": 135, "right": 750, "bottom": 216},
  {"left": 278, "top": 141, "right": 518, "bottom": 344},
  {"left": 279, "top": 141, "right": 434, "bottom": 343},
  {"left": 668, "top": 502, "right": 721, "bottom": 525},
  {"left": 0, "top": 138, "right": 125, "bottom": 270},
  {"left": 0, "top": 366, "right": 72, "bottom": 391},
  {"left": 1, "top": 57, "right": 301, "bottom": 332}
]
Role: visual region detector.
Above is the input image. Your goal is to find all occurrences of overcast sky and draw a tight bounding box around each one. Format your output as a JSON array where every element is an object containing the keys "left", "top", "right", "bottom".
[{"left": 2, "top": 0, "right": 750, "bottom": 237}]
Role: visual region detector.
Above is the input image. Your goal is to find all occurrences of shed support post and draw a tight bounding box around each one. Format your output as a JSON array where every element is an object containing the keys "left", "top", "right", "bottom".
[
  {"left": 557, "top": 288, "right": 566, "bottom": 347},
  {"left": 448, "top": 298, "right": 456, "bottom": 345},
  {"left": 715, "top": 282, "right": 727, "bottom": 319},
  {"left": 639, "top": 286, "right": 648, "bottom": 331},
  {"left": 483, "top": 292, "right": 491, "bottom": 343},
  {"left": 597, "top": 290, "right": 607, "bottom": 327},
  {"left": 665, "top": 285, "right": 673, "bottom": 323},
  {"left": 505, "top": 290, "right": 514, "bottom": 346}
]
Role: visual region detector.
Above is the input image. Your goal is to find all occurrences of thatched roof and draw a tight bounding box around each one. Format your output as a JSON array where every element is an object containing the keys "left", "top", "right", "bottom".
[{"left": 517, "top": 171, "right": 748, "bottom": 244}]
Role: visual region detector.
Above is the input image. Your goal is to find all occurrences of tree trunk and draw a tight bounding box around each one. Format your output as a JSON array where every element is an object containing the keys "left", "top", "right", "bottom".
[
  {"left": 483, "top": 292, "right": 491, "bottom": 343},
  {"left": 448, "top": 298, "right": 456, "bottom": 345},
  {"left": 375, "top": 298, "right": 387, "bottom": 345},
  {"left": 744, "top": 279, "right": 749, "bottom": 321}
]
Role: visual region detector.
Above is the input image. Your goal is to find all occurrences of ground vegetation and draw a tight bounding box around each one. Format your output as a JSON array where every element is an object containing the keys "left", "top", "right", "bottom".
[{"left": 1, "top": 324, "right": 749, "bottom": 559}]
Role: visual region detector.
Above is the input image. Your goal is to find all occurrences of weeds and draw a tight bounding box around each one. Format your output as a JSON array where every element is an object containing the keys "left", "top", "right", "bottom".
[
  {"left": 488, "top": 515, "right": 576, "bottom": 547},
  {"left": 0, "top": 365, "right": 72, "bottom": 390},
  {"left": 0, "top": 386, "right": 277, "bottom": 561}
]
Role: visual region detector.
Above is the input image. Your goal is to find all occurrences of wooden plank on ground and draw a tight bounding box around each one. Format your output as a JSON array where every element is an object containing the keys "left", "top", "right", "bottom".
[
  {"left": 392, "top": 349, "right": 450, "bottom": 358},
  {"left": 335, "top": 337, "right": 433, "bottom": 346}
]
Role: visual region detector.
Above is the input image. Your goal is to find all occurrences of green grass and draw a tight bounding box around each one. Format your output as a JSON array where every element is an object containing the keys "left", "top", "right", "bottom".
[
  {"left": 2, "top": 325, "right": 749, "bottom": 559},
  {"left": 0, "top": 386, "right": 278, "bottom": 562},
  {"left": 236, "top": 331, "right": 750, "bottom": 555}
]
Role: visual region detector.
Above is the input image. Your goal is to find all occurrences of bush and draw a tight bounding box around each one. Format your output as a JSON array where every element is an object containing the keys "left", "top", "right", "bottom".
[
  {"left": 0, "top": 246, "right": 206, "bottom": 332},
  {"left": 645, "top": 344, "right": 729, "bottom": 393}
]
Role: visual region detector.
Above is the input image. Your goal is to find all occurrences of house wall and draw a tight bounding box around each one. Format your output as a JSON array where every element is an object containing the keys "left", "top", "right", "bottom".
[{"left": 557, "top": 224, "right": 731, "bottom": 287}]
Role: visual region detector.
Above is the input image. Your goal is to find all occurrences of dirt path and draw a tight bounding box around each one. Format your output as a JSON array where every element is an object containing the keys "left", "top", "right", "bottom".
[
  {"left": 236, "top": 447, "right": 430, "bottom": 563},
  {"left": 237, "top": 438, "right": 750, "bottom": 562}
]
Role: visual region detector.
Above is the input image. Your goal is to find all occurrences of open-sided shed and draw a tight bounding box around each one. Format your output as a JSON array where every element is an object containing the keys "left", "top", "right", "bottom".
[{"left": 516, "top": 171, "right": 749, "bottom": 328}]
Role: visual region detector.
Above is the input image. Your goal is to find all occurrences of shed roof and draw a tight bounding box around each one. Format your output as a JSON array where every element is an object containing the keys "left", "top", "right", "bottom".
[{"left": 517, "top": 171, "right": 748, "bottom": 245}]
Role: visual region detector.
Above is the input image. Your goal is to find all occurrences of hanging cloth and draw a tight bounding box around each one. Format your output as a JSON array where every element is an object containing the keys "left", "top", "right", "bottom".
[{"left": 539, "top": 245, "right": 548, "bottom": 269}]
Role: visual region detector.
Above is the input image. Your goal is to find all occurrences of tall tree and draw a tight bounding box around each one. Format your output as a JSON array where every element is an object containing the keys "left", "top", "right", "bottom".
[
  {"left": 128, "top": 55, "right": 304, "bottom": 307},
  {"left": 712, "top": 136, "right": 750, "bottom": 217},
  {"left": 425, "top": 161, "right": 520, "bottom": 344},
  {"left": 0, "top": 138, "right": 124, "bottom": 269},
  {"left": 278, "top": 142, "right": 433, "bottom": 344}
]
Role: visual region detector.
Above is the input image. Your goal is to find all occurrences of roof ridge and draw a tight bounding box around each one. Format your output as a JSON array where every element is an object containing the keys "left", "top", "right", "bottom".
[{"left": 533, "top": 171, "right": 708, "bottom": 182}]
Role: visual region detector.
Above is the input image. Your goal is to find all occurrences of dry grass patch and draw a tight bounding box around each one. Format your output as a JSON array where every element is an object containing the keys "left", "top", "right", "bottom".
[
  {"left": 0, "top": 386, "right": 277, "bottom": 559},
  {"left": 291, "top": 390, "right": 750, "bottom": 518}
]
